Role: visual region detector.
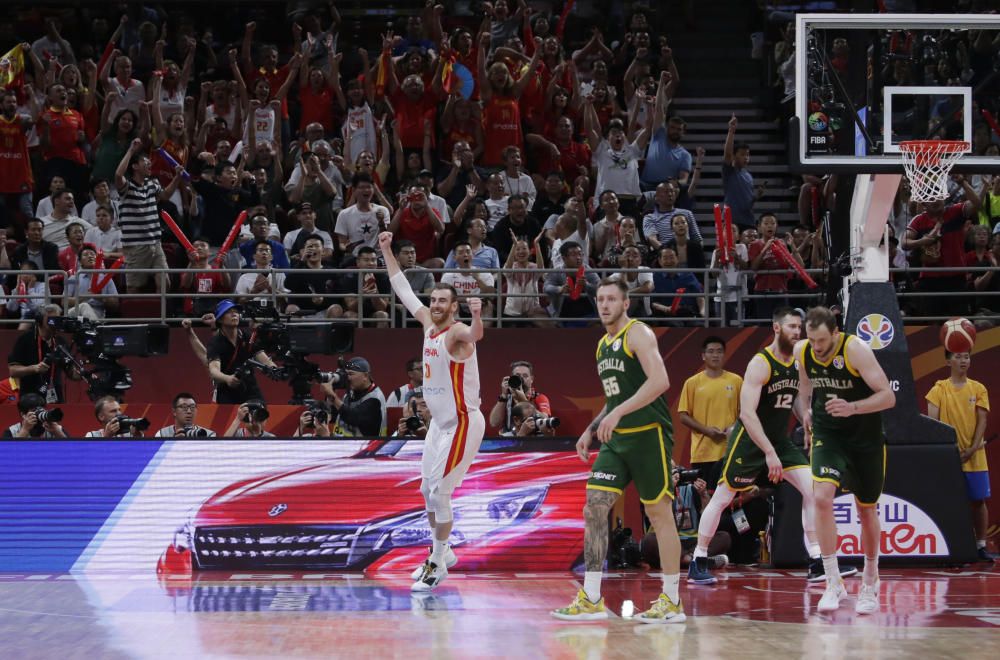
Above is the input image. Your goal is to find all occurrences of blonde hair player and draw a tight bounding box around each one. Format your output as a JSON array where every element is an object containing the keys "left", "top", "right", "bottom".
[
  {"left": 380, "top": 231, "right": 486, "bottom": 592},
  {"left": 795, "top": 306, "right": 895, "bottom": 615},
  {"left": 552, "top": 278, "right": 685, "bottom": 624}
]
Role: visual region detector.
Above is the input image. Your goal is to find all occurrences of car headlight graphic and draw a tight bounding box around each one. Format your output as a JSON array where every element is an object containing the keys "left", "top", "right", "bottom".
[{"left": 367, "top": 484, "right": 550, "bottom": 551}]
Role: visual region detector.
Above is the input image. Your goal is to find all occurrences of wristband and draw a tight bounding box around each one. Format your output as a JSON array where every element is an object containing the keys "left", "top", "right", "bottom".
[{"left": 498, "top": 395, "right": 509, "bottom": 402}]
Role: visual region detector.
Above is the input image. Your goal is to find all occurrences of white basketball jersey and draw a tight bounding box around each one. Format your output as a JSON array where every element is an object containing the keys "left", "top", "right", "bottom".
[{"left": 422, "top": 326, "right": 481, "bottom": 428}]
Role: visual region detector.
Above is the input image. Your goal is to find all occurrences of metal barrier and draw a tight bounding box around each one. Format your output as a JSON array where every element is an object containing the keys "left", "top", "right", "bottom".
[{"left": 1, "top": 264, "right": 997, "bottom": 327}]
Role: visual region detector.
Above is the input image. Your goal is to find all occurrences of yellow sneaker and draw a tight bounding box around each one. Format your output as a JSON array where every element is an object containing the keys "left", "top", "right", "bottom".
[
  {"left": 634, "top": 593, "right": 686, "bottom": 624},
  {"left": 551, "top": 588, "right": 609, "bottom": 622}
]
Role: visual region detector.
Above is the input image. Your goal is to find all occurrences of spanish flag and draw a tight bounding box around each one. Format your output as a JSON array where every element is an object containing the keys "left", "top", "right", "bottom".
[
  {"left": 441, "top": 51, "right": 456, "bottom": 95},
  {"left": 0, "top": 44, "right": 25, "bottom": 91},
  {"left": 374, "top": 49, "right": 389, "bottom": 100}
]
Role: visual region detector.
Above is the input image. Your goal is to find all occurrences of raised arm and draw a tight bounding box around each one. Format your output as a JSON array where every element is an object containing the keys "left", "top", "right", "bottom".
[
  {"left": 511, "top": 38, "right": 543, "bottom": 99},
  {"left": 477, "top": 32, "right": 492, "bottom": 102},
  {"left": 115, "top": 138, "right": 143, "bottom": 191},
  {"left": 449, "top": 298, "right": 484, "bottom": 343},
  {"left": 274, "top": 53, "right": 303, "bottom": 101},
  {"left": 723, "top": 113, "right": 737, "bottom": 164},
  {"left": 379, "top": 231, "right": 432, "bottom": 326},
  {"left": 241, "top": 22, "right": 256, "bottom": 74}
]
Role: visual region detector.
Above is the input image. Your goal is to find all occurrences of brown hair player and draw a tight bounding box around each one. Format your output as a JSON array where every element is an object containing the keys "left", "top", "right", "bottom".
[
  {"left": 795, "top": 306, "right": 895, "bottom": 615},
  {"left": 380, "top": 231, "right": 486, "bottom": 592}
]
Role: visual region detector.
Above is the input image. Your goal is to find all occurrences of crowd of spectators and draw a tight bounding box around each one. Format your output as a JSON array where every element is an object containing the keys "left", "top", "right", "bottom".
[{"left": 0, "top": 2, "right": 997, "bottom": 328}]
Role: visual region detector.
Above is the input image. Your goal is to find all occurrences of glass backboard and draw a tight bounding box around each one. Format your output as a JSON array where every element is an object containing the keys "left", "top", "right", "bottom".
[{"left": 792, "top": 13, "right": 1000, "bottom": 174}]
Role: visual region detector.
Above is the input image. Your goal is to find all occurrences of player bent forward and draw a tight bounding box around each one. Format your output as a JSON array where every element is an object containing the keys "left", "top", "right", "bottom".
[
  {"left": 553, "top": 279, "right": 685, "bottom": 624},
  {"left": 689, "top": 307, "right": 856, "bottom": 584},
  {"left": 796, "top": 306, "right": 895, "bottom": 614},
  {"left": 381, "top": 231, "right": 487, "bottom": 592}
]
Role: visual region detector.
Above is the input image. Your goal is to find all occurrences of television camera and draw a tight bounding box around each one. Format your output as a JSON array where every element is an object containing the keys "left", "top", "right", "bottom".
[
  {"left": 236, "top": 303, "right": 354, "bottom": 404},
  {"left": 45, "top": 317, "right": 170, "bottom": 401}
]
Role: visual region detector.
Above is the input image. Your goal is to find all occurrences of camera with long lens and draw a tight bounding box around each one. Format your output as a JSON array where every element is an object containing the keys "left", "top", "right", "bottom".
[
  {"left": 404, "top": 416, "right": 424, "bottom": 433},
  {"left": 115, "top": 415, "right": 151, "bottom": 432},
  {"left": 33, "top": 407, "right": 63, "bottom": 425},
  {"left": 507, "top": 374, "right": 523, "bottom": 391},
  {"left": 178, "top": 425, "right": 210, "bottom": 438},
  {"left": 240, "top": 305, "right": 355, "bottom": 404},
  {"left": 676, "top": 468, "right": 701, "bottom": 485},
  {"left": 532, "top": 415, "right": 560, "bottom": 431},
  {"left": 244, "top": 400, "right": 270, "bottom": 423}
]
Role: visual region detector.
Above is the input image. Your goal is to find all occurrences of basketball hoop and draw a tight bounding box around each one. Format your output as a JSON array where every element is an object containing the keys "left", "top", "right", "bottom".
[{"left": 899, "top": 140, "right": 970, "bottom": 203}]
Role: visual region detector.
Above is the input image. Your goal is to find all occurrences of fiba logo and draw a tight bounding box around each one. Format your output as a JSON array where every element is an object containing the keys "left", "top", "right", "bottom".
[
  {"left": 856, "top": 314, "right": 894, "bottom": 350},
  {"left": 808, "top": 111, "right": 829, "bottom": 131}
]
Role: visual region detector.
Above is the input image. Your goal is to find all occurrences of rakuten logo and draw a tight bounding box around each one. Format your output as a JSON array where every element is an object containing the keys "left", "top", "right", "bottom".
[{"left": 833, "top": 493, "right": 949, "bottom": 557}]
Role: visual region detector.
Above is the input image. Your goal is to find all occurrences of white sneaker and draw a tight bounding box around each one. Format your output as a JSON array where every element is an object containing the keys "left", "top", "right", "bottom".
[
  {"left": 855, "top": 580, "right": 880, "bottom": 615},
  {"left": 410, "top": 547, "right": 458, "bottom": 580},
  {"left": 817, "top": 579, "right": 847, "bottom": 612},
  {"left": 411, "top": 561, "right": 448, "bottom": 592}
]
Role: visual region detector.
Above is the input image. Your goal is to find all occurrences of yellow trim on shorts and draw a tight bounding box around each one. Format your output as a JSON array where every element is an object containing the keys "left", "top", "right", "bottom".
[
  {"left": 784, "top": 465, "right": 810, "bottom": 472},
  {"left": 615, "top": 421, "right": 662, "bottom": 434},
  {"left": 586, "top": 484, "right": 624, "bottom": 495},
  {"left": 718, "top": 427, "right": 745, "bottom": 490},
  {"left": 616, "top": 422, "right": 673, "bottom": 504},
  {"left": 842, "top": 335, "right": 861, "bottom": 377},
  {"left": 812, "top": 475, "right": 841, "bottom": 487}
]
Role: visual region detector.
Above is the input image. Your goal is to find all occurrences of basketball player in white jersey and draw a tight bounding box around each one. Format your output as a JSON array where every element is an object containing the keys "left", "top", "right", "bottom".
[{"left": 380, "top": 231, "right": 487, "bottom": 592}]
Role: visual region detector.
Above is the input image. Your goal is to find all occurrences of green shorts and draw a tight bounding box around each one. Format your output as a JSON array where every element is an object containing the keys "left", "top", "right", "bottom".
[
  {"left": 811, "top": 432, "right": 886, "bottom": 506},
  {"left": 720, "top": 427, "right": 809, "bottom": 491},
  {"left": 587, "top": 422, "right": 673, "bottom": 504}
]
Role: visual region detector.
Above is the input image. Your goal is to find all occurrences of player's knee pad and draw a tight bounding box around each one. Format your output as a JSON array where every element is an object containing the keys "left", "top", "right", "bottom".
[
  {"left": 429, "top": 491, "right": 453, "bottom": 523},
  {"left": 420, "top": 481, "right": 433, "bottom": 512}
]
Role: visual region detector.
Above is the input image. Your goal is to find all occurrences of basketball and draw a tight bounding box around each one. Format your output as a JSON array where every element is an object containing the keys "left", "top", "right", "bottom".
[{"left": 940, "top": 318, "right": 977, "bottom": 353}]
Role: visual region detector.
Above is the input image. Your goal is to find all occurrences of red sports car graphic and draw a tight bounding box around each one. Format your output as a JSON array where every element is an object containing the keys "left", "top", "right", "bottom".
[{"left": 157, "top": 439, "right": 588, "bottom": 574}]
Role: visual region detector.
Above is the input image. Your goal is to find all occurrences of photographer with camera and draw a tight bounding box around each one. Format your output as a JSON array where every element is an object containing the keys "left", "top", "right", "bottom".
[
  {"left": 6, "top": 304, "right": 80, "bottom": 404},
  {"left": 205, "top": 299, "right": 279, "bottom": 404},
  {"left": 393, "top": 389, "right": 430, "bottom": 439},
  {"left": 507, "top": 402, "right": 561, "bottom": 437},
  {"left": 2, "top": 393, "right": 67, "bottom": 438},
  {"left": 154, "top": 393, "right": 217, "bottom": 438},
  {"left": 319, "top": 356, "right": 387, "bottom": 437},
  {"left": 83, "top": 395, "right": 149, "bottom": 438},
  {"left": 294, "top": 401, "right": 333, "bottom": 438},
  {"left": 488, "top": 360, "right": 552, "bottom": 434},
  {"left": 224, "top": 399, "right": 275, "bottom": 438}
]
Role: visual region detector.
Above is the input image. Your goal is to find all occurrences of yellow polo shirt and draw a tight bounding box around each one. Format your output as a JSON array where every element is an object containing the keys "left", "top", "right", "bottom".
[
  {"left": 926, "top": 378, "right": 990, "bottom": 472},
  {"left": 679, "top": 370, "right": 743, "bottom": 463}
]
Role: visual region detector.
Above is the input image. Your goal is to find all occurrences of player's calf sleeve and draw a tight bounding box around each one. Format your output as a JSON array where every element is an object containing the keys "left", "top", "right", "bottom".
[{"left": 696, "top": 484, "right": 737, "bottom": 554}]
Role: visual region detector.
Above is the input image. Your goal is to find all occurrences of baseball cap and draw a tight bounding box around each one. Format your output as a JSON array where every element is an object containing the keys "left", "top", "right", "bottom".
[
  {"left": 417, "top": 169, "right": 433, "bottom": 178},
  {"left": 298, "top": 202, "right": 314, "bottom": 212},
  {"left": 215, "top": 299, "right": 239, "bottom": 319},
  {"left": 344, "top": 357, "right": 371, "bottom": 373}
]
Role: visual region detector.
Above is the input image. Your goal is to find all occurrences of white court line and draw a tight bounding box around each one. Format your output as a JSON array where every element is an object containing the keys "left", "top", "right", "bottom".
[{"left": 0, "top": 606, "right": 99, "bottom": 619}]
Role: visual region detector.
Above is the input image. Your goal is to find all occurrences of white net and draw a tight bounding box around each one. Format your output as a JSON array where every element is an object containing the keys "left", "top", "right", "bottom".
[{"left": 899, "top": 140, "right": 970, "bottom": 203}]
